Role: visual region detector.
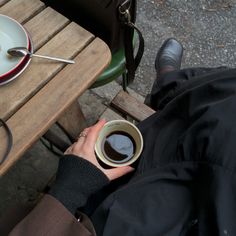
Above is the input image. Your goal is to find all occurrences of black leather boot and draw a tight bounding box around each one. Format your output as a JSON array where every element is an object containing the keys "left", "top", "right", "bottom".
[
  {"left": 144, "top": 38, "right": 183, "bottom": 107},
  {"left": 155, "top": 38, "right": 183, "bottom": 76}
]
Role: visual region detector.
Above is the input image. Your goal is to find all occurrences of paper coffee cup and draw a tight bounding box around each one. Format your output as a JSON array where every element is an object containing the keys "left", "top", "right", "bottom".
[{"left": 95, "top": 120, "right": 143, "bottom": 167}]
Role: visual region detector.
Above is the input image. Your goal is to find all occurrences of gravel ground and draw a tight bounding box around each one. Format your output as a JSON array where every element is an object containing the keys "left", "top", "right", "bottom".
[{"left": 131, "top": 0, "right": 236, "bottom": 96}]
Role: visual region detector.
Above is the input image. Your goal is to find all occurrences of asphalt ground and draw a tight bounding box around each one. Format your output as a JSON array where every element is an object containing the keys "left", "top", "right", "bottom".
[{"left": 131, "top": 0, "right": 236, "bottom": 96}]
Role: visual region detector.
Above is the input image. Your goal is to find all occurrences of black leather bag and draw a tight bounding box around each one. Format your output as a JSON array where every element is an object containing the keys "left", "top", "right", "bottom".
[{"left": 43, "top": 0, "right": 144, "bottom": 87}]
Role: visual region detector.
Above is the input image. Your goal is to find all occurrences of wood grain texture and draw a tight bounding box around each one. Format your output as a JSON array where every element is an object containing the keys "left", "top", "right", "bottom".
[
  {"left": 0, "top": 38, "right": 111, "bottom": 175},
  {"left": 111, "top": 91, "right": 155, "bottom": 122},
  {"left": 0, "top": 23, "right": 94, "bottom": 120},
  {"left": 24, "top": 7, "right": 70, "bottom": 51},
  {"left": 0, "top": 0, "right": 45, "bottom": 23},
  {"left": 0, "top": 0, "right": 9, "bottom": 7},
  {"left": 57, "top": 100, "right": 87, "bottom": 141}
]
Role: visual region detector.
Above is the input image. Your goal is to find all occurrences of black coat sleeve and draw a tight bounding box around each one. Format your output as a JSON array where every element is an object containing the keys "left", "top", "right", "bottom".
[{"left": 49, "top": 155, "right": 109, "bottom": 214}]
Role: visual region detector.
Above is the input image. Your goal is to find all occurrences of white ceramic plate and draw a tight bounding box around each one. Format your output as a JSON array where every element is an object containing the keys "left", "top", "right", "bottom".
[
  {"left": 0, "top": 33, "right": 33, "bottom": 86},
  {"left": 0, "top": 14, "right": 29, "bottom": 77}
]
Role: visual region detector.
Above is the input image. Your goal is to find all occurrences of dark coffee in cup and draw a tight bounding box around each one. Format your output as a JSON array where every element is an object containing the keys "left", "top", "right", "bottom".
[
  {"left": 95, "top": 120, "right": 143, "bottom": 167},
  {"left": 101, "top": 131, "right": 136, "bottom": 163}
]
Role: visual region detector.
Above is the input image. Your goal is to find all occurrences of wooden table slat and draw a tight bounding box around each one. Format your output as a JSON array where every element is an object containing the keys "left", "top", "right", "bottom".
[
  {"left": 0, "top": 22, "right": 94, "bottom": 120},
  {"left": 0, "top": 0, "right": 45, "bottom": 23},
  {"left": 0, "top": 0, "right": 9, "bottom": 7},
  {"left": 0, "top": 38, "right": 111, "bottom": 175},
  {"left": 24, "top": 7, "right": 70, "bottom": 51}
]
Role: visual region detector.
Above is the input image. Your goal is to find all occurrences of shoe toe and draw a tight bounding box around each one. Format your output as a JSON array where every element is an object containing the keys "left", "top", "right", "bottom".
[{"left": 155, "top": 38, "right": 183, "bottom": 71}]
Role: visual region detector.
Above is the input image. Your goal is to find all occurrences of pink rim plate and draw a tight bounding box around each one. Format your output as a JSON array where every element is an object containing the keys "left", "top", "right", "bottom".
[
  {"left": 0, "top": 34, "right": 33, "bottom": 85},
  {"left": 0, "top": 14, "right": 30, "bottom": 79}
]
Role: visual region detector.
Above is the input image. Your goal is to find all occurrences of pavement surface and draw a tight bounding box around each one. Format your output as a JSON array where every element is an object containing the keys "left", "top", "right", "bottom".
[
  {"left": 1, "top": 0, "right": 236, "bottom": 217},
  {"left": 132, "top": 0, "right": 236, "bottom": 96}
]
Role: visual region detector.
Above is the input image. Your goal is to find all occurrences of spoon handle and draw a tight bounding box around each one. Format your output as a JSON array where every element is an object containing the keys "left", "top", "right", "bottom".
[{"left": 31, "top": 53, "right": 75, "bottom": 64}]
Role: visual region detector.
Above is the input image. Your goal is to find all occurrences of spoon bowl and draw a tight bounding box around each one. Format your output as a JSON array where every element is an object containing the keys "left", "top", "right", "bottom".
[{"left": 7, "top": 47, "right": 28, "bottom": 57}]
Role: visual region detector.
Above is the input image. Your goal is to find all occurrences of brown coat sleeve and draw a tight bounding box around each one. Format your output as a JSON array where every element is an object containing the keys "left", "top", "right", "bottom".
[{"left": 9, "top": 194, "right": 96, "bottom": 236}]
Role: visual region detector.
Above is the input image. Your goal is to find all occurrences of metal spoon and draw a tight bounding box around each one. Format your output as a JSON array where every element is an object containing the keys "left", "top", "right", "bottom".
[{"left": 7, "top": 47, "right": 75, "bottom": 64}]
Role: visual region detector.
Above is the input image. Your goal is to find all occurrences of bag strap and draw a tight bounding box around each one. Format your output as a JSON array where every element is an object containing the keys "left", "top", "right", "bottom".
[
  {"left": 124, "top": 23, "right": 144, "bottom": 87},
  {"left": 0, "top": 119, "right": 13, "bottom": 165},
  {"left": 119, "top": 1, "right": 144, "bottom": 90}
]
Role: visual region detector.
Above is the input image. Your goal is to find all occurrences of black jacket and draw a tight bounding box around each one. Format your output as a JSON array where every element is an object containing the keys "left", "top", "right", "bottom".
[
  {"left": 39, "top": 67, "right": 236, "bottom": 236},
  {"left": 90, "top": 68, "right": 236, "bottom": 235}
]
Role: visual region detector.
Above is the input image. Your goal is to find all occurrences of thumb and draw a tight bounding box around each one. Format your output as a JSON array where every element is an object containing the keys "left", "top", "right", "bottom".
[
  {"left": 85, "top": 119, "right": 106, "bottom": 148},
  {"left": 105, "top": 166, "right": 134, "bottom": 181}
]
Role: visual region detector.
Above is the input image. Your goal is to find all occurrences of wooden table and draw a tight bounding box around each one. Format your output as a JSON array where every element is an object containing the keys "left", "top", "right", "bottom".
[{"left": 0, "top": 0, "right": 111, "bottom": 176}]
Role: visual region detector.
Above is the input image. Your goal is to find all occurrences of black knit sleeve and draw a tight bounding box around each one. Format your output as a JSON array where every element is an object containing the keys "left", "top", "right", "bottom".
[{"left": 49, "top": 155, "right": 109, "bottom": 214}]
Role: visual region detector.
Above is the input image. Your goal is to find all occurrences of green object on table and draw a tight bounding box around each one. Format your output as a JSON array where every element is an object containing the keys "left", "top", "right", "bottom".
[{"left": 90, "top": 47, "right": 127, "bottom": 89}]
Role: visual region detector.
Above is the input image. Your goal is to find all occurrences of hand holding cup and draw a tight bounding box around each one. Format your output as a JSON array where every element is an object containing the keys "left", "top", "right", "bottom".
[
  {"left": 95, "top": 120, "right": 143, "bottom": 168},
  {"left": 64, "top": 119, "right": 135, "bottom": 181}
]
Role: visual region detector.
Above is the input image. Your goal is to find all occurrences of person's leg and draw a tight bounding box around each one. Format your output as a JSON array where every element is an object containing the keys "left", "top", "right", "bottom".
[
  {"left": 146, "top": 38, "right": 227, "bottom": 110},
  {"left": 149, "top": 66, "right": 227, "bottom": 110},
  {"left": 145, "top": 38, "right": 183, "bottom": 109}
]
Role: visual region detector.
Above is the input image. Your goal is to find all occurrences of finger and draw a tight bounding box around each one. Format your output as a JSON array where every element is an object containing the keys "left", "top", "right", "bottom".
[
  {"left": 64, "top": 147, "right": 71, "bottom": 155},
  {"left": 72, "top": 139, "right": 85, "bottom": 153},
  {"left": 77, "top": 128, "right": 90, "bottom": 140},
  {"left": 84, "top": 119, "right": 106, "bottom": 148},
  {"left": 76, "top": 136, "right": 86, "bottom": 144},
  {"left": 65, "top": 129, "right": 88, "bottom": 154},
  {"left": 74, "top": 127, "right": 90, "bottom": 146},
  {"left": 105, "top": 166, "right": 134, "bottom": 181},
  {"left": 64, "top": 144, "right": 74, "bottom": 154}
]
